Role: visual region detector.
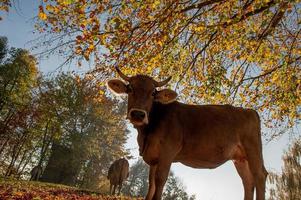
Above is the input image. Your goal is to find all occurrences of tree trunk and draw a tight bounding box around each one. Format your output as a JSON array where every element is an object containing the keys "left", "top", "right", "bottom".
[
  {"left": 5, "top": 131, "right": 28, "bottom": 177},
  {"left": 0, "top": 136, "right": 9, "bottom": 156},
  {"left": 38, "top": 122, "right": 53, "bottom": 167},
  {"left": 19, "top": 149, "right": 35, "bottom": 177},
  {"left": 15, "top": 150, "right": 27, "bottom": 170},
  {"left": 5, "top": 140, "right": 19, "bottom": 177}
]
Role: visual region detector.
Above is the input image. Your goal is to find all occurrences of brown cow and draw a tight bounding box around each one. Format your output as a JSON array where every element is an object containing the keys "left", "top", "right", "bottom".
[
  {"left": 107, "top": 158, "right": 129, "bottom": 195},
  {"left": 108, "top": 68, "right": 268, "bottom": 200}
]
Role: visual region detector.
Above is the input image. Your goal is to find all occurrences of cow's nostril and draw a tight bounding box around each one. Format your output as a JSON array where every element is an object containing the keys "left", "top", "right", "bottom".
[{"left": 130, "top": 110, "right": 146, "bottom": 120}]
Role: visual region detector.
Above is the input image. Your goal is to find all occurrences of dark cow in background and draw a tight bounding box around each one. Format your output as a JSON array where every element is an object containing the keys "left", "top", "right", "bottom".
[
  {"left": 107, "top": 67, "right": 268, "bottom": 200},
  {"left": 30, "top": 165, "right": 42, "bottom": 181},
  {"left": 107, "top": 158, "right": 129, "bottom": 195}
]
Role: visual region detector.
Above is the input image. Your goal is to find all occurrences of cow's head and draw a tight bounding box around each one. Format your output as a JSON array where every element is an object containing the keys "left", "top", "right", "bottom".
[{"left": 107, "top": 67, "right": 177, "bottom": 126}]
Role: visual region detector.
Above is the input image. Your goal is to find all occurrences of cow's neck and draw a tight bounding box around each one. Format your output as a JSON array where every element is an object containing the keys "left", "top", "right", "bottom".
[
  {"left": 139, "top": 102, "right": 166, "bottom": 131},
  {"left": 134, "top": 101, "right": 168, "bottom": 156}
]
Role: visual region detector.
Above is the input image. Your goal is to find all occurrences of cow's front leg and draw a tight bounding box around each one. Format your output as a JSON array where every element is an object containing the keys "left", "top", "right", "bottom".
[
  {"left": 152, "top": 161, "right": 172, "bottom": 200},
  {"left": 117, "top": 184, "right": 122, "bottom": 195},
  {"left": 146, "top": 165, "right": 157, "bottom": 200},
  {"left": 109, "top": 183, "right": 113, "bottom": 195},
  {"left": 137, "top": 129, "right": 147, "bottom": 156},
  {"left": 112, "top": 184, "right": 116, "bottom": 195}
]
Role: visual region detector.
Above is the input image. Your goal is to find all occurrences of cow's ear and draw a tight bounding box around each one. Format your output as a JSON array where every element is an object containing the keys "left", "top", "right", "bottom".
[
  {"left": 155, "top": 89, "right": 177, "bottom": 104},
  {"left": 107, "top": 79, "right": 127, "bottom": 94}
]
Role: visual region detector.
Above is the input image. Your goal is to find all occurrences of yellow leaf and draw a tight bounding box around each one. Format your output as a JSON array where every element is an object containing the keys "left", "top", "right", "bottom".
[
  {"left": 46, "top": 5, "right": 53, "bottom": 11},
  {"left": 38, "top": 12, "right": 47, "bottom": 20},
  {"left": 88, "top": 44, "right": 94, "bottom": 50}
]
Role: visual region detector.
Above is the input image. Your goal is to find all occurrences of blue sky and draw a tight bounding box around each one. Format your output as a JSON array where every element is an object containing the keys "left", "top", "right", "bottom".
[{"left": 0, "top": 1, "right": 297, "bottom": 199}]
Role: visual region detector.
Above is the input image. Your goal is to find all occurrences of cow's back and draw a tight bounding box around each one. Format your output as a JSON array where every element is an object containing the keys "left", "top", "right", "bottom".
[{"left": 155, "top": 102, "right": 260, "bottom": 139}]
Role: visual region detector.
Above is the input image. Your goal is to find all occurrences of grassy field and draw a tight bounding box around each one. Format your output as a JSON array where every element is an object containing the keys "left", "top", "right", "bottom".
[{"left": 0, "top": 178, "right": 140, "bottom": 200}]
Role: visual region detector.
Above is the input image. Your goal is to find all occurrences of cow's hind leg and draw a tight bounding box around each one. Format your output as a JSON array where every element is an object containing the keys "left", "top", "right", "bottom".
[
  {"left": 118, "top": 184, "right": 122, "bottom": 195},
  {"left": 243, "top": 141, "right": 267, "bottom": 200},
  {"left": 246, "top": 153, "right": 267, "bottom": 200},
  {"left": 234, "top": 159, "right": 254, "bottom": 200}
]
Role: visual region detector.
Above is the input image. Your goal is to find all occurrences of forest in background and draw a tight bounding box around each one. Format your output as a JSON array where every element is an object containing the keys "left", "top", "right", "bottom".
[
  {"left": 0, "top": 36, "right": 128, "bottom": 191},
  {"left": 0, "top": 37, "right": 196, "bottom": 199}
]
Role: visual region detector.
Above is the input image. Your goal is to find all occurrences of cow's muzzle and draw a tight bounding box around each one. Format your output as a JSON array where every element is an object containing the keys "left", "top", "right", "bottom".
[{"left": 128, "top": 108, "right": 149, "bottom": 125}]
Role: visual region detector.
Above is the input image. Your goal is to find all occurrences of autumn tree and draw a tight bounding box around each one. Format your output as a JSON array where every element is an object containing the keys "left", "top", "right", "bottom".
[
  {"left": 0, "top": 37, "right": 37, "bottom": 119},
  {"left": 0, "top": 0, "right": 11, "bottom": 20},
  {"left": 35, "top": 0, "right": 301, "bottom": 137},
  {"left": 38, "top": 72, "right": 129, "bottom": 189},
  {"left": 0, "top": 36, "right": 38, "bottom": 177},
  {"left": 0, "top": 36, "right": 130, "bottom": 191},
  {"left": 268, "top": 138, "right": 301, "bottom": 200}
]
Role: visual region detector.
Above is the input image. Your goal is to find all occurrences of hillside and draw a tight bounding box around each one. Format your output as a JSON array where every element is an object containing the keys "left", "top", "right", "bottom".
[{"left": 0, "top": 178, "right": 141, "bottom": 200}]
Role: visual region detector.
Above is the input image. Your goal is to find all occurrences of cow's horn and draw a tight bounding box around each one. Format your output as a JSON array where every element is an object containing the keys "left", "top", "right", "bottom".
[
  {"left": 154, "top": 76, "right": 172, "bottom": 87},
  {"left": 115, "top": 66, "right": 130, "bottom": 81}
]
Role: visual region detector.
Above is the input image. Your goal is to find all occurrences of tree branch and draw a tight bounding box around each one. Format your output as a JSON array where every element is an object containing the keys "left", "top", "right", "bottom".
[
  {"left": 221, "top": 0, "right": 277, "bottom": 27},
  {"left": 242, "top": 56, "right": 301, "bottom": 82},
  {"left": 175, "top": 31, "right": 217, "bottom": 90},
  {"left": 258, "top": 1, "right": 289, "bottom": 40},
  {"left": 180, "top": 0, "right": 225, "bottom": 13}
]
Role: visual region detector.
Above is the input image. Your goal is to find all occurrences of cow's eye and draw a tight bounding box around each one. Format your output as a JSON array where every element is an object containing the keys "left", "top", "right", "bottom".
[{"left": 126, "top": 85, "right": 133, "bottom": 93}]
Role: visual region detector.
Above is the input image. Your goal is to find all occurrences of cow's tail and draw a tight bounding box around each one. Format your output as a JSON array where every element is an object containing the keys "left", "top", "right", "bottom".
[{"left": 254, "top": 110, "right": 268, "bottom": 176}]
